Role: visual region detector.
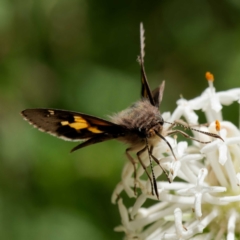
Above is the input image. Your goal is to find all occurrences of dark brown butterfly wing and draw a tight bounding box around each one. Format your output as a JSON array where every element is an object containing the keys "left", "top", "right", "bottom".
[
  {"left": 152, "top": 81, "right": 165, "bottom": 108},
  {"left": 140, "top": 23, "right": 155, "bottom": 105},
  {"left": 140, "top": 23, "right": 165, "bottom": 108},
  {"left": 21, "top": 108, "right": 126, "bottom": 151}
]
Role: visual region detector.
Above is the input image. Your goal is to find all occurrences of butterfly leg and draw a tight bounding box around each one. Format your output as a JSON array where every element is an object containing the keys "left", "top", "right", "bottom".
[
  {"left": 149, "top": 146, "right": 171, "bottom": 183},
  {"left": 125, "top": 148, "right": 138, "bottom": 195},
  {"left": 137, "top": 146, "right": 159, "bottom": 199}
]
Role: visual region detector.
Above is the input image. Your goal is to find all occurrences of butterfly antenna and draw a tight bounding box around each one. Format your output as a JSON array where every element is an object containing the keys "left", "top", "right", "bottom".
[{"left": 164, "top": 121, "right": 224, "bottom": 142}]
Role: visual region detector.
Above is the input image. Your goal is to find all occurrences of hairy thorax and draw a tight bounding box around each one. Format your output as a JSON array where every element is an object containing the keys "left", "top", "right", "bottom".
[{"left": 110, "top": 99, "right": 164, "bottom": 148}]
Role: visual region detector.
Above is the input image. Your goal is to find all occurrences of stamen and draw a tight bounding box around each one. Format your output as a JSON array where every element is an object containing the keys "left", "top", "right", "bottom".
[
  {"left": 215, "top": 120, "right": 221, "bottom": 132},
  {"left": 205, "top": 72, "right": 214, "bottom": 82},
  {"left": 205, "top": 71, "right": 214, "bottom": 90}
]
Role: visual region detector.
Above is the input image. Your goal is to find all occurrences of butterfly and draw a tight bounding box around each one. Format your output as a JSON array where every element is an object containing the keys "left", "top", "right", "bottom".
[{"left": 21, "top": 23, "right": 222, "bottom": 199}]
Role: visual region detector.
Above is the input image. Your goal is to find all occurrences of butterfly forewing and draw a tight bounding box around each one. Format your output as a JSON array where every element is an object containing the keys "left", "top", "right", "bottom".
[
  {"left": 21, "top": 109, "right": 125, "bottom": 141},
  {"left": 140, "top": 23, "right": 155, "bottom": 106}
]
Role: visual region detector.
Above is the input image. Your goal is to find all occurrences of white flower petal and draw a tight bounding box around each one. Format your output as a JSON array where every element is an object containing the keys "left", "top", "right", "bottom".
[
  {"left": 210, "top": 95, "right": 222, "bottom": 112},
  {"left": 194, "top": 192, "right": 202, "bottom": 219},
  {"left": 111, "top": 183, "right": 124, "bottom": 204},
  {"left": 198, "top": 208, "right": 219, "bottom": 228},
  {"left": 169, "top": 161, "right": 181, "bottom": 181},
  {"left": 226, "top": 136, "right": 240, "bottom": 144},
  {"left": 236, "top": 172, "right": 240, "bottom": 186},
  {"left": 177, "top": 141, "right": 188, "bottom": 156},
  {"left": 200, "top": 140, "right": 219, "bottom": 154},
  {"left": 218, "top": 88, "right": 240, "bottom": 105},
  {"left": 114, "top": 84, "right": 240, "bottom": 239},
  {"left": 130, "top": 194, "right": 147, "bottom": 218},
  {"left": 219, "top": 195, "right": 240, "bottom": 203},
  {"left": 170, "top": 105, "right": 185, "bottom": 122},
  {"left": 197, "top": 168, "right": 208, "bottom": 184},
  {"left": 218, "top": 143, "right": 228, "bottom": 165},
  {"left": 117, "top": 198, "right": 130, "bottom": 229},
  {"left": 174, "top": 208, "right": 191, "bottom": 237},
  {"left": 227, "top": 210, "right": 237, "bottom": 240},
  {"left": 189, "top": 95, "right": 207, "bottom": 110}
]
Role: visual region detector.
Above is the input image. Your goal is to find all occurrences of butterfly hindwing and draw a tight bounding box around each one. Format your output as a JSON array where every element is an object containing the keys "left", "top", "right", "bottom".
[
  {"left": 21, "top": 109, "right": 125, "bottom": 142},
  {"left": 151, "top": 81, "right": 165, "bottom": 108}
]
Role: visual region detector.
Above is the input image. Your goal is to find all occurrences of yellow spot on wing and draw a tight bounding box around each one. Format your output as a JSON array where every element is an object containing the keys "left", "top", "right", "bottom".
[
  {"left": 66, "top": 116, "right": 89, "bottom": 130},
  {"left": 69, "top": 122, "right": 88, "bottom": 129},
  {"left": 48, "top": 110, "right": 55, "bottom": 115},
  {"left": 61, "top": 116, "right": 88, "bottom": 129},
  {"left": 88, "top": 127, "right": 103, "bottom": 133},
  {"left": 61, "top": 121, "right": 69, "bottom": 126},
  {"left": 61, "top": 116, "right": 103, "bottom": 133},
  {"left": 74, "top": 116, "right": 86, "bottom": 123}
]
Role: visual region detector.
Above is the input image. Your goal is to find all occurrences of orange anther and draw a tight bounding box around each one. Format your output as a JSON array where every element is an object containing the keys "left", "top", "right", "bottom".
[
  {"left": 215, "top": 120, "right": 221, "bottom": 131},
  {"left": 205, "top": 72, "right": 214, "bottom": 82}
]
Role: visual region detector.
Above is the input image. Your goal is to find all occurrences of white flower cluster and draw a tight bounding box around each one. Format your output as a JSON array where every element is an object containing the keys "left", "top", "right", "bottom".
[{"left": 112, "top": 73, "right": 240, "bottom": 240}]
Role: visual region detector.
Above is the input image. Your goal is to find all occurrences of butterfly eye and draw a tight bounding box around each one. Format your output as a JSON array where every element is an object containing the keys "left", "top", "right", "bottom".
[{"left": 158, "top": 119, "right": 164, "bottom": 126}]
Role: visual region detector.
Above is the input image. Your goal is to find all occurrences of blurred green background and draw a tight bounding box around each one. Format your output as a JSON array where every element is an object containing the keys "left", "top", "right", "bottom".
[{"left": 1, "top": 0, "right": 240, "bottom": 239}]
